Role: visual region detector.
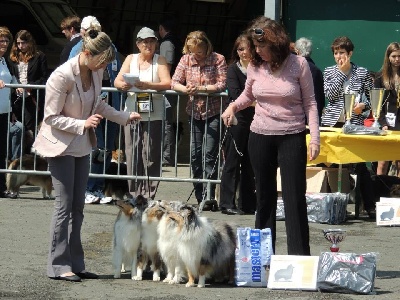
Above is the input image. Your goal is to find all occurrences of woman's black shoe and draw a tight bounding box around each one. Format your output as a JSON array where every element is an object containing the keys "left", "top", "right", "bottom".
[
  {"left": 221, "top": 208, "right": 244, "bottom": 215},
  {"left": 52, "top": 275, "right": 81, "bottom": 282},
  {"left": 76, "top": 271, "right": 98, "bottom": 279}
]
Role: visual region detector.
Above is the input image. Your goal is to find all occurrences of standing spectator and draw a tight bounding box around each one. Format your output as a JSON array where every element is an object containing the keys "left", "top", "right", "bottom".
[
  {"left": 294, "top": 37, "right": 325, "bottom": 121},
  {"left": 0, "top": 27, "right": 19, "bottom": 198},
  {"left": 69, "top": 16, "right": 122, "bottom": 204},
  {"left": 59, "top": 15, "right": 81, "bottom": 65},
  {"left": 172, "top": 30, "right": 227, "bottom": 211},
  {"left": 114, "top": 27, "right": 171, "bottom": 200},
  {"left": 221, "top": 16, "right": 320, "bottom": 255},
  {"left": 374, "top": 42, "right": 400, "bottom": 176},
  {"left": 32, "top": 29, "right": 141, "bottom": 282},
  {"left": 321, "top": 36, "right": 375, "bottom": 218},
  {"left": 219, "top": 33, "right": 256, "bottom": 215},
  {"left": 158, "top": 17, "right": 182, "bottom": 167},
  {"left": 9, "top": 30, "right": 47, "bottom": 152}
]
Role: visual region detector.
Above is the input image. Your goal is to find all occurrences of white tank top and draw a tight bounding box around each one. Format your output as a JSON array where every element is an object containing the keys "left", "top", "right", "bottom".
[{"left": 125, "top": 53, "right": 164, "bottom": 121}]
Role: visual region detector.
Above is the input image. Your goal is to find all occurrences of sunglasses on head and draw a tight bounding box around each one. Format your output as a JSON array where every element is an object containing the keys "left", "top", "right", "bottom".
[{"left": 252, "top": 28, "right": 265, "bottom": 36}]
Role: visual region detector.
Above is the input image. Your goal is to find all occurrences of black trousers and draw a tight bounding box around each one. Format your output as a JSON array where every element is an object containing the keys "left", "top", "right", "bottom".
[
  {"left": 219, "top": 119, "right": 256, "bottom": 212},
  {"left": 248, "top": 131, "right": 310, "bottom": 255}
]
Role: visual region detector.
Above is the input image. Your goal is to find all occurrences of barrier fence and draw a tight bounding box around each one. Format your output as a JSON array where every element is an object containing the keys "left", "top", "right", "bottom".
[{"left": 1, "top": 83, "right": 229, "bottom": 201}]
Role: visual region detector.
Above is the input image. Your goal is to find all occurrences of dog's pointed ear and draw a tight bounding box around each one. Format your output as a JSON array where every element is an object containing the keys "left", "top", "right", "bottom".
[{"left": 115, "top": 200, "right": 136, "bottom": 216}]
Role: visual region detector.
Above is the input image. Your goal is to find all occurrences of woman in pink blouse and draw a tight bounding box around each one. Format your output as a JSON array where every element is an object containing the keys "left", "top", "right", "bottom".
[
  {"left": 172, "top": 31, "right": 227, "bottom": 210},
  {"left": 222, "top": 16, "right": 320, "bottom": 255}
]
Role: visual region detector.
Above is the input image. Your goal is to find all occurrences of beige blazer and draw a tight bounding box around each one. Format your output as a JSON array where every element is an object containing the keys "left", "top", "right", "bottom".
[{"left": 33, "top": 55, "right": 130, "bottom": 157}]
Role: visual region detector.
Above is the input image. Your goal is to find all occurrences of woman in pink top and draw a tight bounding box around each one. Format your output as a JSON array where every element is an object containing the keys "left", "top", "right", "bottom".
[{"left": 222, "top": 16, "right": 320, "bottom": 255}]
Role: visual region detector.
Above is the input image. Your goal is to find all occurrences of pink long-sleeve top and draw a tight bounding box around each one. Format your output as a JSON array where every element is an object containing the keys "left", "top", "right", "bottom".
[{"left": 234, "top": 54, "right": 320, "bottom": 145}]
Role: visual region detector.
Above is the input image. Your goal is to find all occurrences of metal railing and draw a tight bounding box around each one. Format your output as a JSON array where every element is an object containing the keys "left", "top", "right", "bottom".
[{"left": 1, "top": 83, "right": 228, "bottom": 200}]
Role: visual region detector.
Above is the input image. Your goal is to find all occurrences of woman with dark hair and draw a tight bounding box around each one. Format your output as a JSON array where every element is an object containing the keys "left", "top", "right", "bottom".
[
  {"left": 375, "top": 42, "right": 400, "bottom": 175},
  {"left": 321, "top": 36, "right": 375, "bottom": 219},
  {"left": 219, "top": 33, "right": 256, "bottom": 215},
  {"left": 172, "top": 31, "right": 227, "bottom": 210},
  {"left": 222, "top": 16, "right": 320, "bottom": 255},
  {"left": 9, "top": 30, "right": 47, "bottom": 147},
  {"left": 321, "top": 36, "right": 371, "bottom": 127}
]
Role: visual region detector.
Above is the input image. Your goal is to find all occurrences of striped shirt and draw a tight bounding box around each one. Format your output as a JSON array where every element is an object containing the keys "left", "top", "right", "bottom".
[
  {"left": 321, "top": 63, "right": 372, "bottom": 126},
  {"left": 171, "top": 52, "right": 227, "bottom": 120}
]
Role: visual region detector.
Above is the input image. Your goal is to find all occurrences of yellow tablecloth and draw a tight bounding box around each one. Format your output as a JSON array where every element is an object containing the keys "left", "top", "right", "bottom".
[{"left": 307, "top": 129, "right": 400, "bottom": 165}]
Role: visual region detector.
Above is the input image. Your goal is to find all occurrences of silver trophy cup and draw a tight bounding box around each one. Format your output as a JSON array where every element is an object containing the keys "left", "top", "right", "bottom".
[
  {"left": 344, "top": 93, "right": 357, "bottom": 126},
  {"left": 370, "top": 88, "right": 385, "bottom": 128},
  {"left": 323, "top": 229, "right": 346, "bottom": 252}
]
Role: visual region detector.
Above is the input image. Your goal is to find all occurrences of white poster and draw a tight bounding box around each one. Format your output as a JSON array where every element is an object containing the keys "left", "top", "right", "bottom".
[{"left": 267, "top": 255, "right": 319, "bottom": 290}]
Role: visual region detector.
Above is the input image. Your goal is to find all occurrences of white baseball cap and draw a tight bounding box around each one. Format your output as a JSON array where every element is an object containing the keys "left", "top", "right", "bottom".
[
  {"left": 81, "top": 16, "right": 101, "bottom": 30},
  {"left": 136, "top": 27, "right": 157, "bottom": 40}
]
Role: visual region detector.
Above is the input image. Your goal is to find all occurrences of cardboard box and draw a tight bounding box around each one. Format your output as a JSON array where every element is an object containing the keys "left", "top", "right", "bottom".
[{"left": 277, "top": 167, "right": 351, "bottom": 193}]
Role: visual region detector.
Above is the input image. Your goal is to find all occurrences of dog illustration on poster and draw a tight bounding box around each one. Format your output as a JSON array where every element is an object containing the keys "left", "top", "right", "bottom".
[
  {"left": 274, "top": 264, "right": 294, "bottom": 281},
  {"left": 380, "top": 207, "right": 395, "bottom": 221}
]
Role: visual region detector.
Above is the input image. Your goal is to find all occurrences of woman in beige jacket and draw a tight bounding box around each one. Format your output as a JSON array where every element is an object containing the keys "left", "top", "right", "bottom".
[{"left": 33, "top": 29, "right": 140, "bottom": 282}]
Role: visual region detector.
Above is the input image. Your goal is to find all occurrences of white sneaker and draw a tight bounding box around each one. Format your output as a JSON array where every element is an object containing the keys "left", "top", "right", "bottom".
[
  {"left": 85, "top": 191, "right": 100, "bottom": 204},
  {"left": 93, "top": 190, "right": 113, "bottom": 204}
]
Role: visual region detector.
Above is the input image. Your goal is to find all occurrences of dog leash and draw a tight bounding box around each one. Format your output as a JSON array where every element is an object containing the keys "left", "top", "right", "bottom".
[{"left": 185, "top": 124, "right": 243, "bottom": 211}]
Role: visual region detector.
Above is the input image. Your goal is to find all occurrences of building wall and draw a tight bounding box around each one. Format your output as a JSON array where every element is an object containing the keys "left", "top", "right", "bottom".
[
  {"left": 282, "top": 0, "right": 400, "bottom": 73},
  {"left": 68, "top": 0, "right": 265, "bottom": 58}
]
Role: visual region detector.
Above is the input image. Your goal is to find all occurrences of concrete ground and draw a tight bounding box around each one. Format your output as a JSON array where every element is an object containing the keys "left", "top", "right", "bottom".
[{"left": 0, "top": 174, "right": 399, "bottom": 300}]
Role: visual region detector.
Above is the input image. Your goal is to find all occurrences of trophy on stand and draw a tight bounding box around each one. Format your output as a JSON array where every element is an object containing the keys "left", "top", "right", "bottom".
[
  {"left": 370, "top": 88, "right": 385, "bottom": 128},
  {"left": 344, "top": 93, "right": 357, "bottom": 126},
  {"left": 323, "top": 229, "right": 346, "bottom": 252}
]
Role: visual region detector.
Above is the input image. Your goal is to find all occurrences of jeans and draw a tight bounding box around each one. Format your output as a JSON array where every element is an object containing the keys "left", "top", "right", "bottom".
[
  {"left": 87, "top": 92, "right": 121, "bottom": 192},
  {"left": 189, "top": 115, "right": 220, "bottom": 202},
  {"left": 9, "top": 121, "right": 23, "bottom": 160}
]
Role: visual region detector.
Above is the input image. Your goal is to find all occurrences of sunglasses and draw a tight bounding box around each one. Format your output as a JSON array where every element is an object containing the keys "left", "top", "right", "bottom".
[{"left": 252, "top": 28, "right": 265, "bottom": 36}]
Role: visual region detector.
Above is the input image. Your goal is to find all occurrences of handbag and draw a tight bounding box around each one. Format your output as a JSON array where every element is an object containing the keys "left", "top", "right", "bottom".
[{"left": 235, "top": 227, "right": 273, "bottom": 287}]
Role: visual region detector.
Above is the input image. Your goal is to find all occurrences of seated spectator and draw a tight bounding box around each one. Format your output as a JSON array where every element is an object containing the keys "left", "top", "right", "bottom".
[{"left": 321, "top": 36, "right": 375, "bottom": 218}]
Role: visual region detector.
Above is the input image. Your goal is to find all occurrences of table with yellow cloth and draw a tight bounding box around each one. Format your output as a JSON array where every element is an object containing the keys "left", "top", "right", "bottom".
[
  {"left": 307, "top": 128, "right": 400, "bottom": 165},
  {"left": 307, "top": 128, "right": 400, "bottom": 218}
]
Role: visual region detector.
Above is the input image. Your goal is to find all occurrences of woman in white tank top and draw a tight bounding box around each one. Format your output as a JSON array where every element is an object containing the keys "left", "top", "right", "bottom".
[{"left": 114, "top": 27, "right": 171, "bottom": 199}]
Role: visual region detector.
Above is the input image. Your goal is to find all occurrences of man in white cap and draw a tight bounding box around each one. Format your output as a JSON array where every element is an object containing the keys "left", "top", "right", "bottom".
[
  {"left": 69, "top": 16, "right": 102, "bottom": 57},
  {"left": 69, "top": 16, "right": 123, "bottom": 204}
]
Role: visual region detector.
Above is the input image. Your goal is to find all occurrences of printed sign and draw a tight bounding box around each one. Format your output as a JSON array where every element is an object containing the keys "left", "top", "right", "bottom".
[{"left": 268, "top": 255, "right": 319, "bottom": 290}]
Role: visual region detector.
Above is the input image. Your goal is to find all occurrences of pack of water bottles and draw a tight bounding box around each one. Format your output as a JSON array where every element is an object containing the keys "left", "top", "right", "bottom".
[{"left": 276, "top": 193, "right": 348, "bottom": 225}]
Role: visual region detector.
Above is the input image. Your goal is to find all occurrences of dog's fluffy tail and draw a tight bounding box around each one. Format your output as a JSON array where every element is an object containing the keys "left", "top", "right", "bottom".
[{"left": 6, "top": 159, "right": 28, "bottom": 193}]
